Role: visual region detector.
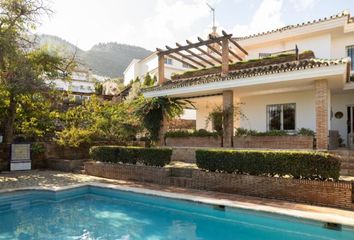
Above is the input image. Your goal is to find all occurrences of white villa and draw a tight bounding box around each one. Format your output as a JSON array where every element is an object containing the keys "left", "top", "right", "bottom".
[
  {"left": 123, "top": 52, "right": 193, "bottom": 85},
  {"left": 143, "top": 11, "right": 354, "bottom": 150},
  {"left": 48, "top": 67, "right": 99, "bottom": 103}
]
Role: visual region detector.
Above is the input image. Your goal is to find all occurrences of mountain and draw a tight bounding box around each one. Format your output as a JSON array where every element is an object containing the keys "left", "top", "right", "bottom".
[{"left": 38, "top": 34, "right": 152, "bottom": 78}]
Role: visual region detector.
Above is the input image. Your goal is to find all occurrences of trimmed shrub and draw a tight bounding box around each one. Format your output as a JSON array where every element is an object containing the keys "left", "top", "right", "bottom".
[
  {"left": 234, "top": 128, "right": 315, "bottom": 137},
  {"left": 297, "top": 128, "right": 315, "bottom": 136},
  {"left": 172, "top": 51, "right": 315, "bottom": 80},
  {"left": 196, "top": 149, "right": 340, "bottom": 180},
  {"left": 89, "top": 146, "right": 172, "bottom": 167},
  {"left": 165, "top": 129, "right": 220, "bottom": 138}
]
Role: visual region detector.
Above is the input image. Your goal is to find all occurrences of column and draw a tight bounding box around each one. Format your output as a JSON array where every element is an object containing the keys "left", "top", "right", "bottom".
[
  {"left": 223, "top": 90, "right": 234, "bottom": 148},
  {"left": 221, "top": 39, "right": 229, "bottom": 76},
  {"left": 315, "top": 80, "right": 329, "bottom": 150},
  {"left": 158, "top": 54, "right": 165, "bottom": 84},
  {"left": 158, "top": 116, "right": 168, "bottom": 146}
]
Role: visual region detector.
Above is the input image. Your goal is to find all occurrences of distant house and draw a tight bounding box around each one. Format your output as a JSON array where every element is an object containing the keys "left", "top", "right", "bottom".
[
  {"left": 47, "top": 67, "right": 99, "bottom": 104},
  {"left": 143, "top": 11, "right": 354, "bottom": 150},
  {"left": 123, "top": 52, "right": 193, "bottom": 86}
]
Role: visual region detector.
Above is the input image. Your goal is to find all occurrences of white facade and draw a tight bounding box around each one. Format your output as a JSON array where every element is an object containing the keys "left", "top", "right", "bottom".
[
  {"left": 144, "top": 11, "right": 354, "bottom": 148},
  {"left": 49, "top": 70, "right": 96, "bottom": 94},
  {"left": 123, "top": 52, "right": 192, "bottom": 85},
  {"left": 233, "top": 12, "right": 354, "bottom": 61}
]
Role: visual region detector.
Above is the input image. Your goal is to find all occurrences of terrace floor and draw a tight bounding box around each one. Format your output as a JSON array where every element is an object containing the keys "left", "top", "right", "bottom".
[{"left": 0, "top": 170, "right": 353, "bottom": 227}]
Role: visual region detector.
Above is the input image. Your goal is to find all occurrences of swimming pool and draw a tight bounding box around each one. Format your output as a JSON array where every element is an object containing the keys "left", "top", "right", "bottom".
[{"left": 0, "top": 186, "right": 353, "bottom": 240}]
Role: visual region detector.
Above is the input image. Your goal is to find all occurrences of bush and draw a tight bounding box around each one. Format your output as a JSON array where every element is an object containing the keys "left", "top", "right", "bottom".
[
  {"left": 196, "top": 149, "right": 340, "bottom": 181},
  {"left": 234, "top": 128, "right": 315, "bottom": 137},
  {"left": 235, "top": 128, "right": 287, "bottom": 136},
  {"left": 165, "top": 129, "right": 220, "bottom": 138},
  {"left": 89, "top": 146, "right": 172, "bottom": 167},
  {"left": 297, "top": 128, "right": 315, "bottom": 136}
]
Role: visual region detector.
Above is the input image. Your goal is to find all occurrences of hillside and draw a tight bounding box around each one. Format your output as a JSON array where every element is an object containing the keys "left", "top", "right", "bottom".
[{"left": 38, "top": 34, "right": 152, "bottom": 77}]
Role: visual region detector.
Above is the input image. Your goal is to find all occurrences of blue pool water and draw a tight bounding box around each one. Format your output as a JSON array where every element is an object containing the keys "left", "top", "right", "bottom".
[{"left": 0, "top": 186, "right": 353, "bottom": 240}]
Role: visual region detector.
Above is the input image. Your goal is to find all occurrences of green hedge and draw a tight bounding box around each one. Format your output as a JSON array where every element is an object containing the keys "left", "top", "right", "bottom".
[
  {"left": 234, "top": 128, "right": 315, "bottom": 137},
  {"left": 196, "top": 149, "right": 340, "bottom": 180},
  {"left": 165, "top": 129, "right": 220, "bottom": 138},
  {"left": 89, "top": 146, "right": 172, "bottom": 167}
]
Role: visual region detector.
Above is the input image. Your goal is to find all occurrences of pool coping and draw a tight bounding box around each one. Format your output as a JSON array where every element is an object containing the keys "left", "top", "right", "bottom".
[{"left": 1, "top": 182, "right": 354, "bottom": 228}]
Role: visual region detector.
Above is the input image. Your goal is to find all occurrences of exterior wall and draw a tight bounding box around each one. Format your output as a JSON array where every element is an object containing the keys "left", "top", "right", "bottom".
[
  {"left": 196, "top": 106, "right": 212, "bottom": 130},
  {"left": 331, "top": 93, "right": 354, "bottom": 143},
  {"left": 48, "top": 70, "right": 95, "bottom": 94},
  {"left": 123, "top": 54, "right": 192, "bottom": 85},
  {"left": 47, "top": 159, "right": 86, "bottom": 172},
  {"left": 0, "top": 144, "right": 9, "bottom": 171},
  {"left": 315, "top": 80, "right": 330, "bottom": 150},
  {"left": 170, "top": 147, "right": 196, "bottom": 163},
  {"left": 85, "top": 162, "right": 353, "bottom": 209},
  {"left": 239, "top": 90, "right": 316, "bottom": 132},
  {"left": 331, "top": 32, "right": 354, "bottom": 60},
  {"left": 195, "top": 96, "right": 222, "bottom": 130},
  {"left": 165, "top": 137, "right": 221, "bottom": 148},
  {"left": 244, "top": 33, "right": 332, "bottom": 60},
  {"left": 123, "top": 60, "right": 140, "bottom": 85},
  {"left": 52, "top": 79, "right": 95, "bottom": 93},
  {"left": 233, "top": 136, "right": 314, "bottom": 149}
]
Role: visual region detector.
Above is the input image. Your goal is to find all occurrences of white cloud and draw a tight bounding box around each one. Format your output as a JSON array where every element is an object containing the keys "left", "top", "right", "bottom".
[
  {"left": 141, "top": 0, "right": 211, "bottom": 50},
  {"left": 289, "top": 0, "right": 319, "bottom": 12},
  {"left": 37, "top": 0, "right": 215, "bottom": 51},
  {"left": 232, "top": 0, "right": 284, "bottom": 37}
]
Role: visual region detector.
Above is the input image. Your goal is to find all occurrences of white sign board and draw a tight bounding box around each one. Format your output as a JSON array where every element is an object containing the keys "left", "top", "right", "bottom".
[{"left": 11, "top": 144, "right": 31, "bottom": 171}]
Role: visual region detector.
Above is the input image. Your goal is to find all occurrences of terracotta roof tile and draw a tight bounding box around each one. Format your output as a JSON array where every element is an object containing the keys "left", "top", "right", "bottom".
[
  {"left": 143, "top": 58, "right": 350, "bottom": 93},
  {"left": 234, "top": 11, "right": 350, "bottom": 41}
]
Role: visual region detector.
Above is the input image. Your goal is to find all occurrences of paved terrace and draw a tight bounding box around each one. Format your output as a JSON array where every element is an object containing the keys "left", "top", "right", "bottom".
[{"left": 0, "top": 170, "right": 353, "bottom": 228}]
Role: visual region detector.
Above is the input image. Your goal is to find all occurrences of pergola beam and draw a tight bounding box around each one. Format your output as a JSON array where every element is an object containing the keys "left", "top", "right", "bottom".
[
  {"left": 176, "top": 42, "right": 215, "bottom": 67},
  {"left": 155, "top": 30, "right": 246, "bottom": 84},
  {"left": 186, "top": 40, "right": 222, "bottom": 64},
  {"left": 212, "top": 39, "right": 242, "bottom": 61},
  {"left": 198, "top": 37, "right": 233, "bottom": 63},
  {"left": 166, "top": 45, "right": 206, "bottom": 68},
  {"left": 157, "top": 34, "right": 232, "bottom": 56},
  {"left": 222, "top": 30, "right": 248, "bottom": 55}
]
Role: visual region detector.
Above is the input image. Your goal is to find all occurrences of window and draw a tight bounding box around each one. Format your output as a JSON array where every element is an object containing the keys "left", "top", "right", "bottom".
[
  {"left": 267, "top": 103, "right": 296, "bottom": 131},
  {"left": 164, "top": 58, "right": 173, "bottom": 65},
  {"left": 347, "top": 45, "right": 354, "bottom": 71},
  {"left": 182, "top": 63, "right": 192, "bottom": 68}
]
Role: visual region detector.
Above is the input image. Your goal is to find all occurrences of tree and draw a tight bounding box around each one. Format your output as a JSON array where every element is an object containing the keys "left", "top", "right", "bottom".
[
  {"left": 55, "top": 96, "right": 141, "bottom": 147},
  {"left": 15, "top": 93, "right": 59, "bottom": 141},
  {"left": 134, "top": 96, "right": 193, "bottom": 143},
  {"left": 143, "top": 73, "right": 153, "bottom": 87},
  {"left": 0, "top": 0, "right": 75, "bottom": 143}
]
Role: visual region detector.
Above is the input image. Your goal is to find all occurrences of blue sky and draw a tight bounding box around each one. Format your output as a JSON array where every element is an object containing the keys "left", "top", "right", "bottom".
[{"left": 37, "top": 0, "right": 354, "bottom": 51}]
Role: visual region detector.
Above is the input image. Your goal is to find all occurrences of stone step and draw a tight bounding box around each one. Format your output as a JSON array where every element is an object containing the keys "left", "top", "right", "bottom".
[
  {"left": 47, "top": 159, "right": 86, "bottom": 172},
  {"left": 341, "top": 162, "right": 354, "bottom": 170},
  {"left": 169, "top": 176, "right": 192, "bottom": 188},
  {"left": 169, "top": 167, "right": 193, "bottom": 178},
  {"left": 341, "top": 169, "right": 354, "bottom": 177}
]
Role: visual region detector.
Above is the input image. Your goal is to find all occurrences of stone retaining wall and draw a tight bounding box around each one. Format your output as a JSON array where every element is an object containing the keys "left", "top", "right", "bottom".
[
  {"left": 165, "top": 136, "right": 221, "bottom": 147},
  {"left": 233, "top": 136, "right": 314, "bottom": 149},
  {"left": 85, "top": 162, "right": 353, "bottom": 209},
  {"left": 47, "top": 159, "right": 86, "bottom": 172},
  {"left": 170, "top": 147, "right": 196, "bottom": 163},
  {"left": 0, "top": 144, "right": 10, "bottom": 171}
]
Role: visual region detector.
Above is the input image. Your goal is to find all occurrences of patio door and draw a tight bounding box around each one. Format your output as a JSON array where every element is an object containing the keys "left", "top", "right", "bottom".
[
  {"left": 348, "top": 106, "right": 354, "bottom": 148},
  {"left": 348, "top": 106, "right": 354, "bottom": 135}
]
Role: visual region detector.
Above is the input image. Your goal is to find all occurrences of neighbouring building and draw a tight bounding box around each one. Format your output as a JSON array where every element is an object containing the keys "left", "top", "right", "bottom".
[
  {"left": 48, "top": 67, "right": 98, "bottom": 104},
  {"left": 123, "top": 52, "right": 193, "bottom": 86},
  {"left": 143, "top": 11, "right": 354, "bottom": 150}
]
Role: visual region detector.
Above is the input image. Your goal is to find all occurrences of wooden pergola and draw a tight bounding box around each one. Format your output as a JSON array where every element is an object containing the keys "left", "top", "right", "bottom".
[{"left": 156, "top": 30, "right": 248, "bottom": 84}]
